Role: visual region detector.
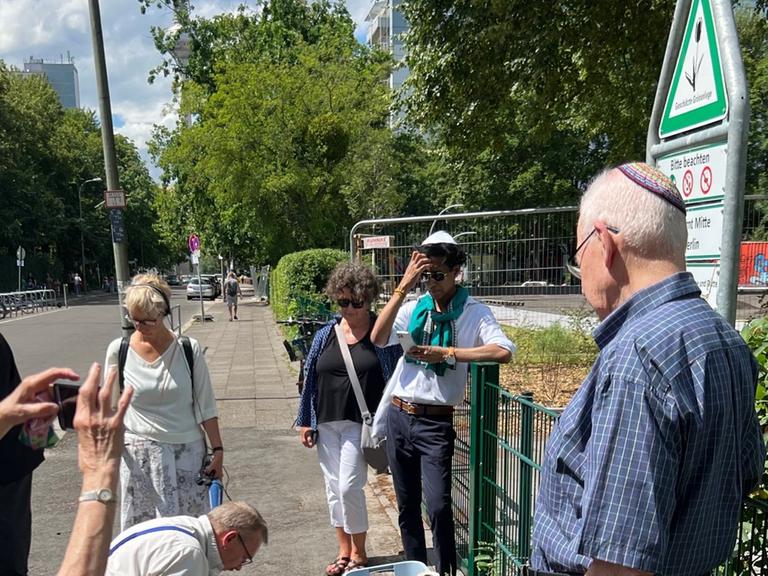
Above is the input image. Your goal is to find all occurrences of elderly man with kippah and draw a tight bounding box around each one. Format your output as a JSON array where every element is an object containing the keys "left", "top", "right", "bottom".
[{"left": 529, "top": 163, "right": 766, "bottom": 576}]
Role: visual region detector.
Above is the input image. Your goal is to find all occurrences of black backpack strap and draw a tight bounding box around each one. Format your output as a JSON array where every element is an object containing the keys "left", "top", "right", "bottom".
[
  {"left": 118, "top": 336, "right": 130, "bottom": 391},
  {"left": 179, "top": 336, "right": 195, "bottom": 396}
]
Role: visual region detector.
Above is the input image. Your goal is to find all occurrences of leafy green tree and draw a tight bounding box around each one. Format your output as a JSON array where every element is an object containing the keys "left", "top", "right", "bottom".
[{"left": 148, "top": 1, "right": 395, "bottom": 264}]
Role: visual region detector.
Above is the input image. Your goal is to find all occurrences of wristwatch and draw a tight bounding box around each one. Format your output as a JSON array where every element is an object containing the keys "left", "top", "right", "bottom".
[
  {"left": 78, "top": 488, "right": 116, "bottom": 504},
  {"left": 444, "top": 346, "right": 457, "bottom": 366}
]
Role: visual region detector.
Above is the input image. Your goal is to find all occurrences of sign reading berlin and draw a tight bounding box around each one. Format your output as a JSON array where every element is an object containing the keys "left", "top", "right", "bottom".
[{"left": 659, "top": 0, "right": 728, "bottom": 138}]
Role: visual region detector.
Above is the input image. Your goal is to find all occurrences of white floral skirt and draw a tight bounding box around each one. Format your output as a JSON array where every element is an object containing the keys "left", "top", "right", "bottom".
[{"left": 119, "top": 432, "right": 210, "bottom": 531}]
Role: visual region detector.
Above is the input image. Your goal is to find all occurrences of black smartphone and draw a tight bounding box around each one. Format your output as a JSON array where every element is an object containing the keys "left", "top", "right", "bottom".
[{"left": 52, "top": 382, "right": 81, "bottom": 431}]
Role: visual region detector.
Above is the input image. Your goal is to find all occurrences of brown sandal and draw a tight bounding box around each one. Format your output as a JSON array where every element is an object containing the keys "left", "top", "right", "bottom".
[
  {"left": 325, "top": 557, "right": 350, "bottom": 576},
  {"left": 345, "top": 559, "right": 368, "bottom": 572}
]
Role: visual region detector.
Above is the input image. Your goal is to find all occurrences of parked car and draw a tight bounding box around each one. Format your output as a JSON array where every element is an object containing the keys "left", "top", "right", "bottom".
[
  {"left": 202, "top": 274, "right": 222, "bottom": 297},
  {"left": 165, "top": 274, "right": 181, "bottom": 286},
  {"left": 186, "top": 277, "right": 216, "bottom": 300}
]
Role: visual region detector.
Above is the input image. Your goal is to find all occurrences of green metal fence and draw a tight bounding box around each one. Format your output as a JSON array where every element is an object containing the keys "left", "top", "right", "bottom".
[{"left": 456, "top": 363, "right": 767, "bottom": 576}]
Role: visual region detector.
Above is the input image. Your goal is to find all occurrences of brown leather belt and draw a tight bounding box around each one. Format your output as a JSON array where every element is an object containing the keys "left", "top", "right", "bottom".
[{"left": 391, "top": 396, "right": 454, "bottom": 416}]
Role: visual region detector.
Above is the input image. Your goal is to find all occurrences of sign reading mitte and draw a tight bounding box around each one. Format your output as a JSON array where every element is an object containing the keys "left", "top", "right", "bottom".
[{"left": 104, "top": 190, "right": 126, "bottom": 209}]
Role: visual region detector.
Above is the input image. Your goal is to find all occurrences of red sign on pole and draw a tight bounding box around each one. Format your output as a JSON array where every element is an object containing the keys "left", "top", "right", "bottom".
[{"left": 188, "top": 234, "right": 200, "bottom": 253}]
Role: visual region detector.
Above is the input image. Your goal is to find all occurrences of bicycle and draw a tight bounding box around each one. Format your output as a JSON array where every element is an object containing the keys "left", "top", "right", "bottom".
[{"left": 276, "top": 317, "right": 329, "bottom": 395}]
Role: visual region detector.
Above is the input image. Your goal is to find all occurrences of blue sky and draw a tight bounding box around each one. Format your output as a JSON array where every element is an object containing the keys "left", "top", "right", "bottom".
[{"left": 0, "top": 0, "right": 373, "bottom": 179}]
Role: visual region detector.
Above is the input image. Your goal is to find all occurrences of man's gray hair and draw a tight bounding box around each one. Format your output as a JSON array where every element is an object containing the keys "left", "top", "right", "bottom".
[
  {"left": 579, "top": 166, "right": 687, "bottom": 260},
  {"left": 209, "top": 501, "right": 268, "bottom": 545}
]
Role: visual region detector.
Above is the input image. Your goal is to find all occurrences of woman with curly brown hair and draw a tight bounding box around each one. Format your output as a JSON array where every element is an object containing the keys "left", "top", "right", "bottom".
[{"left": 295, "top": 261, "right": 401, "bottom": 576}]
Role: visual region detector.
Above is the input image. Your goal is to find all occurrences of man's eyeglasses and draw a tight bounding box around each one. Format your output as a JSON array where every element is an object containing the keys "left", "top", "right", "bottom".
[
  {"left": 125, "top": 314, "right": 158, "bottom": 327},
  {"left": 337, "top": 298, "right": 365, "bottom": 309},
  {"left": 235, "top": 531, "right": 253, "bottom": 565},
  {"left": 421, "top": 271, "right": 447, "bottom": 282},
  {"left": 566, "top": 225, "right": 621, "bottom": 280}
]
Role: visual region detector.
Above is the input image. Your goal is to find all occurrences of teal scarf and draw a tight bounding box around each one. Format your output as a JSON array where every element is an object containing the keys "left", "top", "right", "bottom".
[{"left": 406, "top": 286, "right": 469, "bottom": 376}]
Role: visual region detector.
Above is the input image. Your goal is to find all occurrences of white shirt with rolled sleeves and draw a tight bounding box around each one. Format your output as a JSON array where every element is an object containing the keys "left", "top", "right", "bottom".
[
  {"left": 106, "top": 514, "right": 224, "bottom": 576},
  {"left": 376, "top": 295, "right": 515, "bottom": 410}
]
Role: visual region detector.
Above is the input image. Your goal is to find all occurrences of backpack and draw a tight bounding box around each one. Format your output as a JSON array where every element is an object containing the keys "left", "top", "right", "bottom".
[
  {"left": 226, "top": 280, "right": 238, "bottom": 297},
  {"left": 118, "top": 336, "right": 194, "bottom": 393}
]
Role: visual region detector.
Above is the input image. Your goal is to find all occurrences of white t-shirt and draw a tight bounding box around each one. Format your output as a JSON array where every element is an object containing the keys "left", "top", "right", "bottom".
[
  {"left": 384, "top": 295, "right": 516, "bottom": 406},
  {"left": 106, "top": 514, "right": 224, "bottom": 576},
  {"left": 104, "top": 336, "right": 218, "bottom": 444}
]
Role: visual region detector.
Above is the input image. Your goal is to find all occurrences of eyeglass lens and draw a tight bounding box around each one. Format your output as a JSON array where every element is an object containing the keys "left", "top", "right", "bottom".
[
  {"left": 566, "top": 226, "right": 620, "bottom": 280},
  {"left": 337, "top": 299, "right": 365, "bottom": 309}
]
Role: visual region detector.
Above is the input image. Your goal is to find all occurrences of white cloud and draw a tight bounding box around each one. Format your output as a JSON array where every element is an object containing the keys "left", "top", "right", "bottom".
[{"left": 0, "top": 0, "right": 373, "bottom": 180}]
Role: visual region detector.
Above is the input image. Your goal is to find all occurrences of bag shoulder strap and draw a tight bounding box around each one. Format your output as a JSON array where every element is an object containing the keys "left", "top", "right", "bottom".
[
  {"left": 333, "top": 323, "right": 372, "bottom": 424},
  {"left": 118, "top": 336, "right": 130, "bottom": 391},
  {"left": 179, "top": 335, "right": 195, "bottom": 395}
]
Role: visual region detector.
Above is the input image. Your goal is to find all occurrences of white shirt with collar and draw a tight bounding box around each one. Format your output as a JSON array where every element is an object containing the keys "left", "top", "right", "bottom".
[
  {"left": 106, "top": 513, "right": 224, "bottom": 576},
  {"left": 384, "top": 295, "right": 516, "bottom": 406}
]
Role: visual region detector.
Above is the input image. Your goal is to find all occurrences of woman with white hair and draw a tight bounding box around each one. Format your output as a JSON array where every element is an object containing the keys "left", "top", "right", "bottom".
[{"left": 103, "top": 273, "right": 223, "bottom": 530}]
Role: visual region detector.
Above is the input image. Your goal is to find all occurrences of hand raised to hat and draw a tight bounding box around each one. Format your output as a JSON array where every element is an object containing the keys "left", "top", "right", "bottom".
[{"left": 399, "top": 251, "right": 431, "bottom": 292}]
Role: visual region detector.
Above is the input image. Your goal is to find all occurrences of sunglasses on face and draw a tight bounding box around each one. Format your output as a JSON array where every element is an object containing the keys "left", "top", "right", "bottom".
[
  {"left": 235, "top": 531, "right": 253, "bottom": 566},
  {"left": 421, "top": 271, "right": 448, "bottom": 282},
  {"left": 337, "top": 298, "right": 365, "bottom": 309},
  {"left": 125, "top": 314, "right": 158, "bottom": 327}
]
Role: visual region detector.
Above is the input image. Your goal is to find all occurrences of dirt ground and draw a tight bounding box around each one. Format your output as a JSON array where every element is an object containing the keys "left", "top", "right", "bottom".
[{"left": 500, "top": 362, "right": 591, "bottom": 408}]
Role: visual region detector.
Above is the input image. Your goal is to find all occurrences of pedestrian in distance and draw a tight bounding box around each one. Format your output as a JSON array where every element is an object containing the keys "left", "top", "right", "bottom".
[
  {"left": 296, "top": 261, "right": 402, "bottom": 576},
  {"left": 224, "top": 271, "right": 242, "bottom": 321},
  {"left": 529, "top": 162, "right": 766, "bottom": 576},
  {"left": 73, "top": 273, "right": 82, "bottom": 296},
  {"left": 370, "top": 232, "right": 516, "bottom": 576},
  {"left": 106, "top": 500, "right": 267, "bottom": 575},
  {"left": 104, "top": 273, "right": 225, "bottom": 531}
]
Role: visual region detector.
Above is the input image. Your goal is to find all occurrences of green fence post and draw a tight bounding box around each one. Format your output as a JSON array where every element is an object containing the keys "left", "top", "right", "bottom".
[
  {"left": 468, "top": 363, "right": 483, "bottom": 576},
  {"left": 518, "top": 391, "right": 534, "bottom": 560}
]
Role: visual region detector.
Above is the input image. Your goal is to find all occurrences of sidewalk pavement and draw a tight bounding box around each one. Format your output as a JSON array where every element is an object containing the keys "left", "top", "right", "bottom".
[{"left": 28, "top": 297, "right": 403, "bottom": 576}]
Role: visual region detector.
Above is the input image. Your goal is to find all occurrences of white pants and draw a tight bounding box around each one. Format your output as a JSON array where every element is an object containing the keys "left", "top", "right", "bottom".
[{"left": 316, "top": 420, "right": 368, "bottom": 534}]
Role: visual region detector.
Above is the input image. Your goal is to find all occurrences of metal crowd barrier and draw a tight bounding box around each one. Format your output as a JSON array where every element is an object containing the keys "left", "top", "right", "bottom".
[{"left": 0, "top": 289, "right": 59, "bottom": 319}]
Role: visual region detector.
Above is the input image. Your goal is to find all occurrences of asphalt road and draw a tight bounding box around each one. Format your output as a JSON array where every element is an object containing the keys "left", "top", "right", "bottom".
[{"left": 1, "top": 286, "right": 207, "bottom": 378}]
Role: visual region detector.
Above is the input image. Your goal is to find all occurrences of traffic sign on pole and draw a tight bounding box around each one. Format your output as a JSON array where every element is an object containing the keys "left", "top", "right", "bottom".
[
  {"left": 659, "top": 0, "right": 728, "bottom": 138},
  {"left": 16, "top": 246, "right": 25, "bottom": 260},
  {"left": 188, "top": 234, "right": 200, "bottom": 253}
]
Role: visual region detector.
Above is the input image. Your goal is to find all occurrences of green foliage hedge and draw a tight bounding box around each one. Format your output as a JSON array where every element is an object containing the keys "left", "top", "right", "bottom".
[{"left": 270, "top": 248, "right": 348, "bottom": 322}]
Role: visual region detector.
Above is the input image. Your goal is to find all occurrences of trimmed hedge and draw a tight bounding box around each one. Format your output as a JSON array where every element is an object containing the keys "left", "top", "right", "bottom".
[{"left": 270, "top": 248, "right": 348, "bottom": 321}]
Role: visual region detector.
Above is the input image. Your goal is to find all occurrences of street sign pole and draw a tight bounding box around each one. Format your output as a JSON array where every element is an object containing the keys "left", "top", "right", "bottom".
[
  {"left": 87, "top": 0, "right": 133, "bottom": 337},
  {"left": 647, "top": 0, "right": 748, "bottom": 324},
  {"left": 16, "top": 246, "right": 25, "bottom": 292}
]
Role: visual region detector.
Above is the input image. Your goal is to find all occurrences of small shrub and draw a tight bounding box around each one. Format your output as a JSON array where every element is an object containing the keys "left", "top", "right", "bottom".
[{"left": 270, "top": 248, "right": 347, "bottom": 324}]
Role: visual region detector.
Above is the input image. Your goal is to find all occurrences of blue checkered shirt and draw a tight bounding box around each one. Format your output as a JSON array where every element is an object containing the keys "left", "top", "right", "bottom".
[{"left": 530, "top": 272, "right": 765, "bottom": 575}]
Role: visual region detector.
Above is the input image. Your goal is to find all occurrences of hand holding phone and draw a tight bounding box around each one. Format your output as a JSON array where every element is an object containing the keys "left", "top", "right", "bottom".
[
  {"left": 52, "top": 382, "right": 81, "bottom": 431},
  {"left": 397, "top": 331, "right": 417, "bottom": 352}
]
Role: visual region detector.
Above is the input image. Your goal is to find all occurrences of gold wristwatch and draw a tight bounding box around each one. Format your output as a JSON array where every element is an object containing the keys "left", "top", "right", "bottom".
[{"left": 444, "top": 346, "right": 457, "bottom": 366}]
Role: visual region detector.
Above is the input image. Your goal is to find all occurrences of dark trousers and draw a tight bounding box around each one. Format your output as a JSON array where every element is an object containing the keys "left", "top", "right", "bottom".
[
  {"left": 0, "top": 473, "right": 33, "bottom": 576},
  {"left": 386, "top": 406, "right": 456, "bottom": 576}
]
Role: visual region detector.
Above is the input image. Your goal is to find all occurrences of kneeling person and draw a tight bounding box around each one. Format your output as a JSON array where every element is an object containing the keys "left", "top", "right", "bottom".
[{"left": 106, "top": 501, "right": 267, "bottom": 575}]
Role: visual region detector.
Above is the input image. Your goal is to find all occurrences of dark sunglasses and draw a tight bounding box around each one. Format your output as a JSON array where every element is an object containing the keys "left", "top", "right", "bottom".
[
  {"left": 337, "top": 298, "right": 365, "bottom": 309},
  {"left": 421, "top": 271, "right": 447, "bottom": 282}
]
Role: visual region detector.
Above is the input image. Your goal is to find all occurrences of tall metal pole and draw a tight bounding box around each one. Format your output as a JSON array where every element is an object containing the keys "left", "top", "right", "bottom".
[
  {"left": 78, "top": 183, "right": 86, "bottom": 293},
  {"left": 78, "top": 177, "right": 102, "bottom": 294},
  {"left": 87, "top": 0, "right": 133, "bottom": 336}
]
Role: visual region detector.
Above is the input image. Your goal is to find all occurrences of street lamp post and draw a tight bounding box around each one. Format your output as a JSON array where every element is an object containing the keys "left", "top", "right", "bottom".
[
  {"left": 429, "top": 203, "right": 465, "bottom": 236},
  {"left": 78, "top": 177, "right": 103, "bottom": 294}
]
